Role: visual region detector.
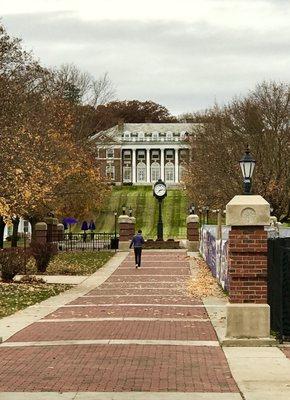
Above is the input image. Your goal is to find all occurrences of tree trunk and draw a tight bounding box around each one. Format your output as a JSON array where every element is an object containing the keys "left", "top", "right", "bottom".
[
  {"left": 0, "top": 216, "right": 5, "bottom": 249},
  {"left": 11, "top": 216, "right": 20, "bottom": 247}
]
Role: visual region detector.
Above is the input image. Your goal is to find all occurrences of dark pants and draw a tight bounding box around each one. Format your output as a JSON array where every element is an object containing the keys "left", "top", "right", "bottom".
[{"left": 134, "top": 247, "right": 142, "bottom": 267}]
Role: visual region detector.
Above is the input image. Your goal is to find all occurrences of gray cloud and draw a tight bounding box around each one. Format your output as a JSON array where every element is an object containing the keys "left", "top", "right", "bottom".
[{"left": 1, "top": 11, "right": 290, "bottom": 114}]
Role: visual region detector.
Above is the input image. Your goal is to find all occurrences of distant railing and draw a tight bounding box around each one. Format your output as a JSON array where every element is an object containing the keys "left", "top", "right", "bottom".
[{"left": 58, "top": 233, "right": 119, "bottom": 252}]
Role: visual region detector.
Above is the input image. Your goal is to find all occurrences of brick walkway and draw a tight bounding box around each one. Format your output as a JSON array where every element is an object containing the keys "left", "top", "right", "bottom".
[{"left": 0, "top": 251, "right": 239, "bottom": 394}]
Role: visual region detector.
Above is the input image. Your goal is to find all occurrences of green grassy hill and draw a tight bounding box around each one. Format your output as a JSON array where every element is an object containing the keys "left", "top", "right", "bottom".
[{"left": 92, "top": 186, "right": 188, "bottom": 239}]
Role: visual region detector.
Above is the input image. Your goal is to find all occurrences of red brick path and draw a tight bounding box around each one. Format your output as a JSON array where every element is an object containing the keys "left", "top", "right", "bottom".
[{"left": 0, "top": 251, "right": 239, "bottom": 393}]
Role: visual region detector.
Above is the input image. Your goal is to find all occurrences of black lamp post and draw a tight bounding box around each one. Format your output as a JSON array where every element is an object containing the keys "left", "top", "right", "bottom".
[
  {"left": 189, "top": 204, "right": 195, "bottom": 215},
  {"left": 128, "top": 206, "right": 133, "bottom": 217},
  {"left": 122, "top": 204, "right": 126, "bottom": 215},
  {"left": 239, "top": 146, "right": 256, "bottom": 194},
  {"left": 205, "top": 206, "right": 210, "bottom": 224},
  {"left": 114, "top": 210, "right": 117, "bottom": 252}
]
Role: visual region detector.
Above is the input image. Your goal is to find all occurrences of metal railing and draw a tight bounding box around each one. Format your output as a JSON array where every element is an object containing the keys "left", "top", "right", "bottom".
[{"left": 58, "top": 232, "right": 119, "bottom": 252}]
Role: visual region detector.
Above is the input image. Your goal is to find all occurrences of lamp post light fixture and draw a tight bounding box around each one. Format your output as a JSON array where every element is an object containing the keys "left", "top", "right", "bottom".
[
  {"left": 239, "top": 145, "right": 256, "bottom": 195},
  {"left": 189, "top": 204, "right": 195, "bottom": 215},
  {"left": 128, "top": 206, "right": 133, "bottom": 217},
  {"left": 122, "top": 204, "right": 126, "bottom": 215}
]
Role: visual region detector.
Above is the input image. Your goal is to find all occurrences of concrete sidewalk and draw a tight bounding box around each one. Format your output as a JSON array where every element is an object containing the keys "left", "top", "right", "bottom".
[
  {"left": 202, "top": 277, "right": 290, "bottom": 400},
  {"left": 0, "top": 251, "right": 290, "bottom": 399}
]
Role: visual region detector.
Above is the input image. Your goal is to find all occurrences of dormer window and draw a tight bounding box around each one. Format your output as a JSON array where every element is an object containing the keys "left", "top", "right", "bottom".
[
  {"left": 124, "top": 132, "right": 131, "bottom": 140},
  {"left": 180, "top": 131, "right": 187, "bottom": 140},
  {"left": 152, "top": 132, "right": 159, "bottom": 141},
  {"left": 166, "top": 131, "right": 173, "bottom": 141},
  {"left": 138, "top": 132, "right": 145, "bottom": 141}
]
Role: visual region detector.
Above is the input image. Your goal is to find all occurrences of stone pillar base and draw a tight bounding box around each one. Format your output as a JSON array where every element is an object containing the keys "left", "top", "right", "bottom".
[
  {"left": 223, "top": 303, "right": 275, "bottom": 346},
  {"left": 186, "top": 240, "right": 199, "bottom": 251},
  {"left": 118, "top": 241, "right": 131, "bottom": 251}
]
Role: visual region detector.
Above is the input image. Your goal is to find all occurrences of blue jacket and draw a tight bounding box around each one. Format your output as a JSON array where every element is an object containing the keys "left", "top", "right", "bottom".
[{"left": 130, "top": 233, "right": 145, "bottom": 248}]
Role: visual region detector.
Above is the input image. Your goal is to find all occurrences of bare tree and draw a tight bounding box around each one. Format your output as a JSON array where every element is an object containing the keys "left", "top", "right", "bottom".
[
  {"left": 52, "top": 63, "right": 116, "bottom": 106},
  {"left": 185, "top": 81, "right": 290, "bottom": 221}
]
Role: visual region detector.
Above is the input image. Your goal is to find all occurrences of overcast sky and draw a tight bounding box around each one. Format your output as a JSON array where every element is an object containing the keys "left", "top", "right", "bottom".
[{"left": 1, "top": 0, "right": 290, "bottom": 115}]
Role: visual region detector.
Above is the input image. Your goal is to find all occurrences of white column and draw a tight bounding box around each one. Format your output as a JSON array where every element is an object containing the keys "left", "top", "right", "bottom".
[
  {"left": 160, "top": 148, "right": 165, "bottom": 181},
  {"left": 132, "top": 148, "right": 136, "bottom": 183},
  {"left": 146, "top": 149, "right": 150, "bottom": 183},
  {"left": 175, "top": 148, "right": 179, "bottom": 183}
]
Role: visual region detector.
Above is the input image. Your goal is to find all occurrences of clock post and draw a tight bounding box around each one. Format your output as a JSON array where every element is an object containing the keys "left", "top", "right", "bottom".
[
  {"left": 153, "top": 179, "right": 167, "bottom": 241},
  {"left": 157, "top": 198, "right": 163, "bottom": 240}
]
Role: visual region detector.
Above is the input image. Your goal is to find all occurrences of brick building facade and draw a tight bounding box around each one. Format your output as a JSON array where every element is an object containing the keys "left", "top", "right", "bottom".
[{"left": 91, "top": 122, "right": 199, "bottom": 185}]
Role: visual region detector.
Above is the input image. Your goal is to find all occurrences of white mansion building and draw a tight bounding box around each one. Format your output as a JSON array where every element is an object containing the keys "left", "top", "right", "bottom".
[{"left": 92, "top": 122, "right": 197, "bottom": 185}]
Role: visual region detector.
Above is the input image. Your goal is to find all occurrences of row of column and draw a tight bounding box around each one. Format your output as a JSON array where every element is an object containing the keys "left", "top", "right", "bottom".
[{"left": 131, "top": 148, "right": 179, "bottom": 184}]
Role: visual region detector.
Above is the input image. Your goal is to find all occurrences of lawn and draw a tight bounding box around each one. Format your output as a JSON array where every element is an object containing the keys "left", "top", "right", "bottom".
[
  {"left": 0, "top": 283, "right": 72, "bottom": 319},
  {"left": 73, "top": 186, "right": 189, "bottom": 239},
  {"left": 27, "top": 251, "right": 114, "bottom": 275}
]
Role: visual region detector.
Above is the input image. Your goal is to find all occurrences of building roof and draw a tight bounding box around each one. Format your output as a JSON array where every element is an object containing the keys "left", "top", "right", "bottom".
[{"left": 91, "top": 122, "right": 200, "bottom": 143}]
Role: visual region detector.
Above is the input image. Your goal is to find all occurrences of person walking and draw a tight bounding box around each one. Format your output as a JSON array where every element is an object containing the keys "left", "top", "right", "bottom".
[{"left": 129, "top": 229, "right": 145, "bottom": 268}]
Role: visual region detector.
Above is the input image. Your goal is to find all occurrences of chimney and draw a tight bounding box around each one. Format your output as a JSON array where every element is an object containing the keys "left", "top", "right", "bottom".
[{"left": 118, "top": 119, "right": 124, "bottom": 131}]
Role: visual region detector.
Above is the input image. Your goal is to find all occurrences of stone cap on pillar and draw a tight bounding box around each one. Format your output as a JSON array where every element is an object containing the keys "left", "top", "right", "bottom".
[
  {"left": 44, "top": 217, "right": 58, "bottom": 225},
  {"left": 118, "top": 215, "right": 132, "bottom": 224},
  {"left": 57, "top": 223, "right": 64, "bottom": 231},
  {"left": 129, "top": 217, "right": 136, "bottom": 224},
  {"left": 186, "top": 214, "right": 199, "bottom": 224},
  {"left": 226, "top": 195, "right": 270, "bottom": 226},
  {"left": 35, "top": 222, "right": 47, "bottom": 231}
]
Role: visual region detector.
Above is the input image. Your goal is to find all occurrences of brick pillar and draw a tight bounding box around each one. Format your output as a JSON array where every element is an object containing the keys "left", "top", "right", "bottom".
[
  {"left": 186, "top": 214, "right": 199, "bottom": 251},
  {"left": 44, "top": 217, "right": 58, "bottom": 242},
  {"left": 228, "top": 226, "right": 268, "bottom": 304},
  {"left": 118, "top": 215, "right": 134, "bottom": 251},
  {"left": 224, "top": 195, "right": 274, "bottom": 345},
  {"left": 34, "top": 222, "right": 47, "bottom": 245}
]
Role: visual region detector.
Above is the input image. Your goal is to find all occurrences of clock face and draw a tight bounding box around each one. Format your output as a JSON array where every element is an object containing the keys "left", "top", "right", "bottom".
[{"left": 154, "top": 183, "right": 166, "bottom": 197}]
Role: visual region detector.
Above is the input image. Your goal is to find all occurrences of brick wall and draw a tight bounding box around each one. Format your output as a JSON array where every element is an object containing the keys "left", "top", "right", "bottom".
[
  {"left": 187, "top": 222, "right": 199, "bottom": 241},
  {"left": 228, "top": 226, "right": 268, "bottom": 304},
  {"left": 119, "top": 223, "right": 134, "bottom": 241}
]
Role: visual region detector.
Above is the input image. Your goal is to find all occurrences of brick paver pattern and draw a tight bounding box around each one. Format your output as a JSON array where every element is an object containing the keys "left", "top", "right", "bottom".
[{"left": 0, "top": 251, "right": 239, "bottom": 393}]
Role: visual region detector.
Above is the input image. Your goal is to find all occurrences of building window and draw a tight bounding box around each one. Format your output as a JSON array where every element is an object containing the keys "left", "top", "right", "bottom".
[
  {"left": 123, "top": 166, "right": 132, "bottom": 182},
  {"left": 180, "top": 149, "right": 188, "bottom": 161},
  {"left": 137, "top": 162, "right": 146, "bottom": 182},
  {"left": 152, "top": 132, "right": 159, "bottom": 141},
  {"left": 165, "top": 161, "right": 174, "bottom": 183},
  {"left": 106, "top": 148, "right": 114, "bottom": 159},
  {"left": 123, "top": 150, "right": 131, "bottom": 160},
  {"left": 165, "top": 150, "right": 174, "bottom": 160},
  {"left": 106, "top": 164, "right": 115, "bottom": 180},
  {"left": 124, "top": 132, "right": 131, "bottom": 140},
  {"left": 151, "top": 161, "right": 160, "bottom": 182},
  {"left": 166, "top": 131, "right": 173, "bottom": 141},
  {"left": 152, "top": 150, "right": 160, "bottom": 160},
  {"left": 180, "top": 131, "right": 187, "bottom": 140},
  {"left": 137, "top": 150, "right": 145, "bottom": 160},
  {"left": 138, "top": 132, "right": 145, "bottom": 141}
]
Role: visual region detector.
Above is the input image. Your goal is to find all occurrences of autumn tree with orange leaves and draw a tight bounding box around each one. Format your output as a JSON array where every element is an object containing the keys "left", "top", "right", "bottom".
[{"left": 0, "top": 23, "right": 110, "bottom": 247}]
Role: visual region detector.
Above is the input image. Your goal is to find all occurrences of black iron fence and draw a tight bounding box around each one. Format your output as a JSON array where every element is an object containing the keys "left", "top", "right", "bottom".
[
  {"left": 268, "top": 237, "right": 290, "bottom": 342},
  {"left": 58, "top": 233, "right": 119, "bottom": 252}
]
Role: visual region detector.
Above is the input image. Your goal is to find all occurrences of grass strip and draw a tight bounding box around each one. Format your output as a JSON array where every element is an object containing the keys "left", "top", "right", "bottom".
[{"left": 0, "top": 283, "right": 72, "bottom": 319}]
